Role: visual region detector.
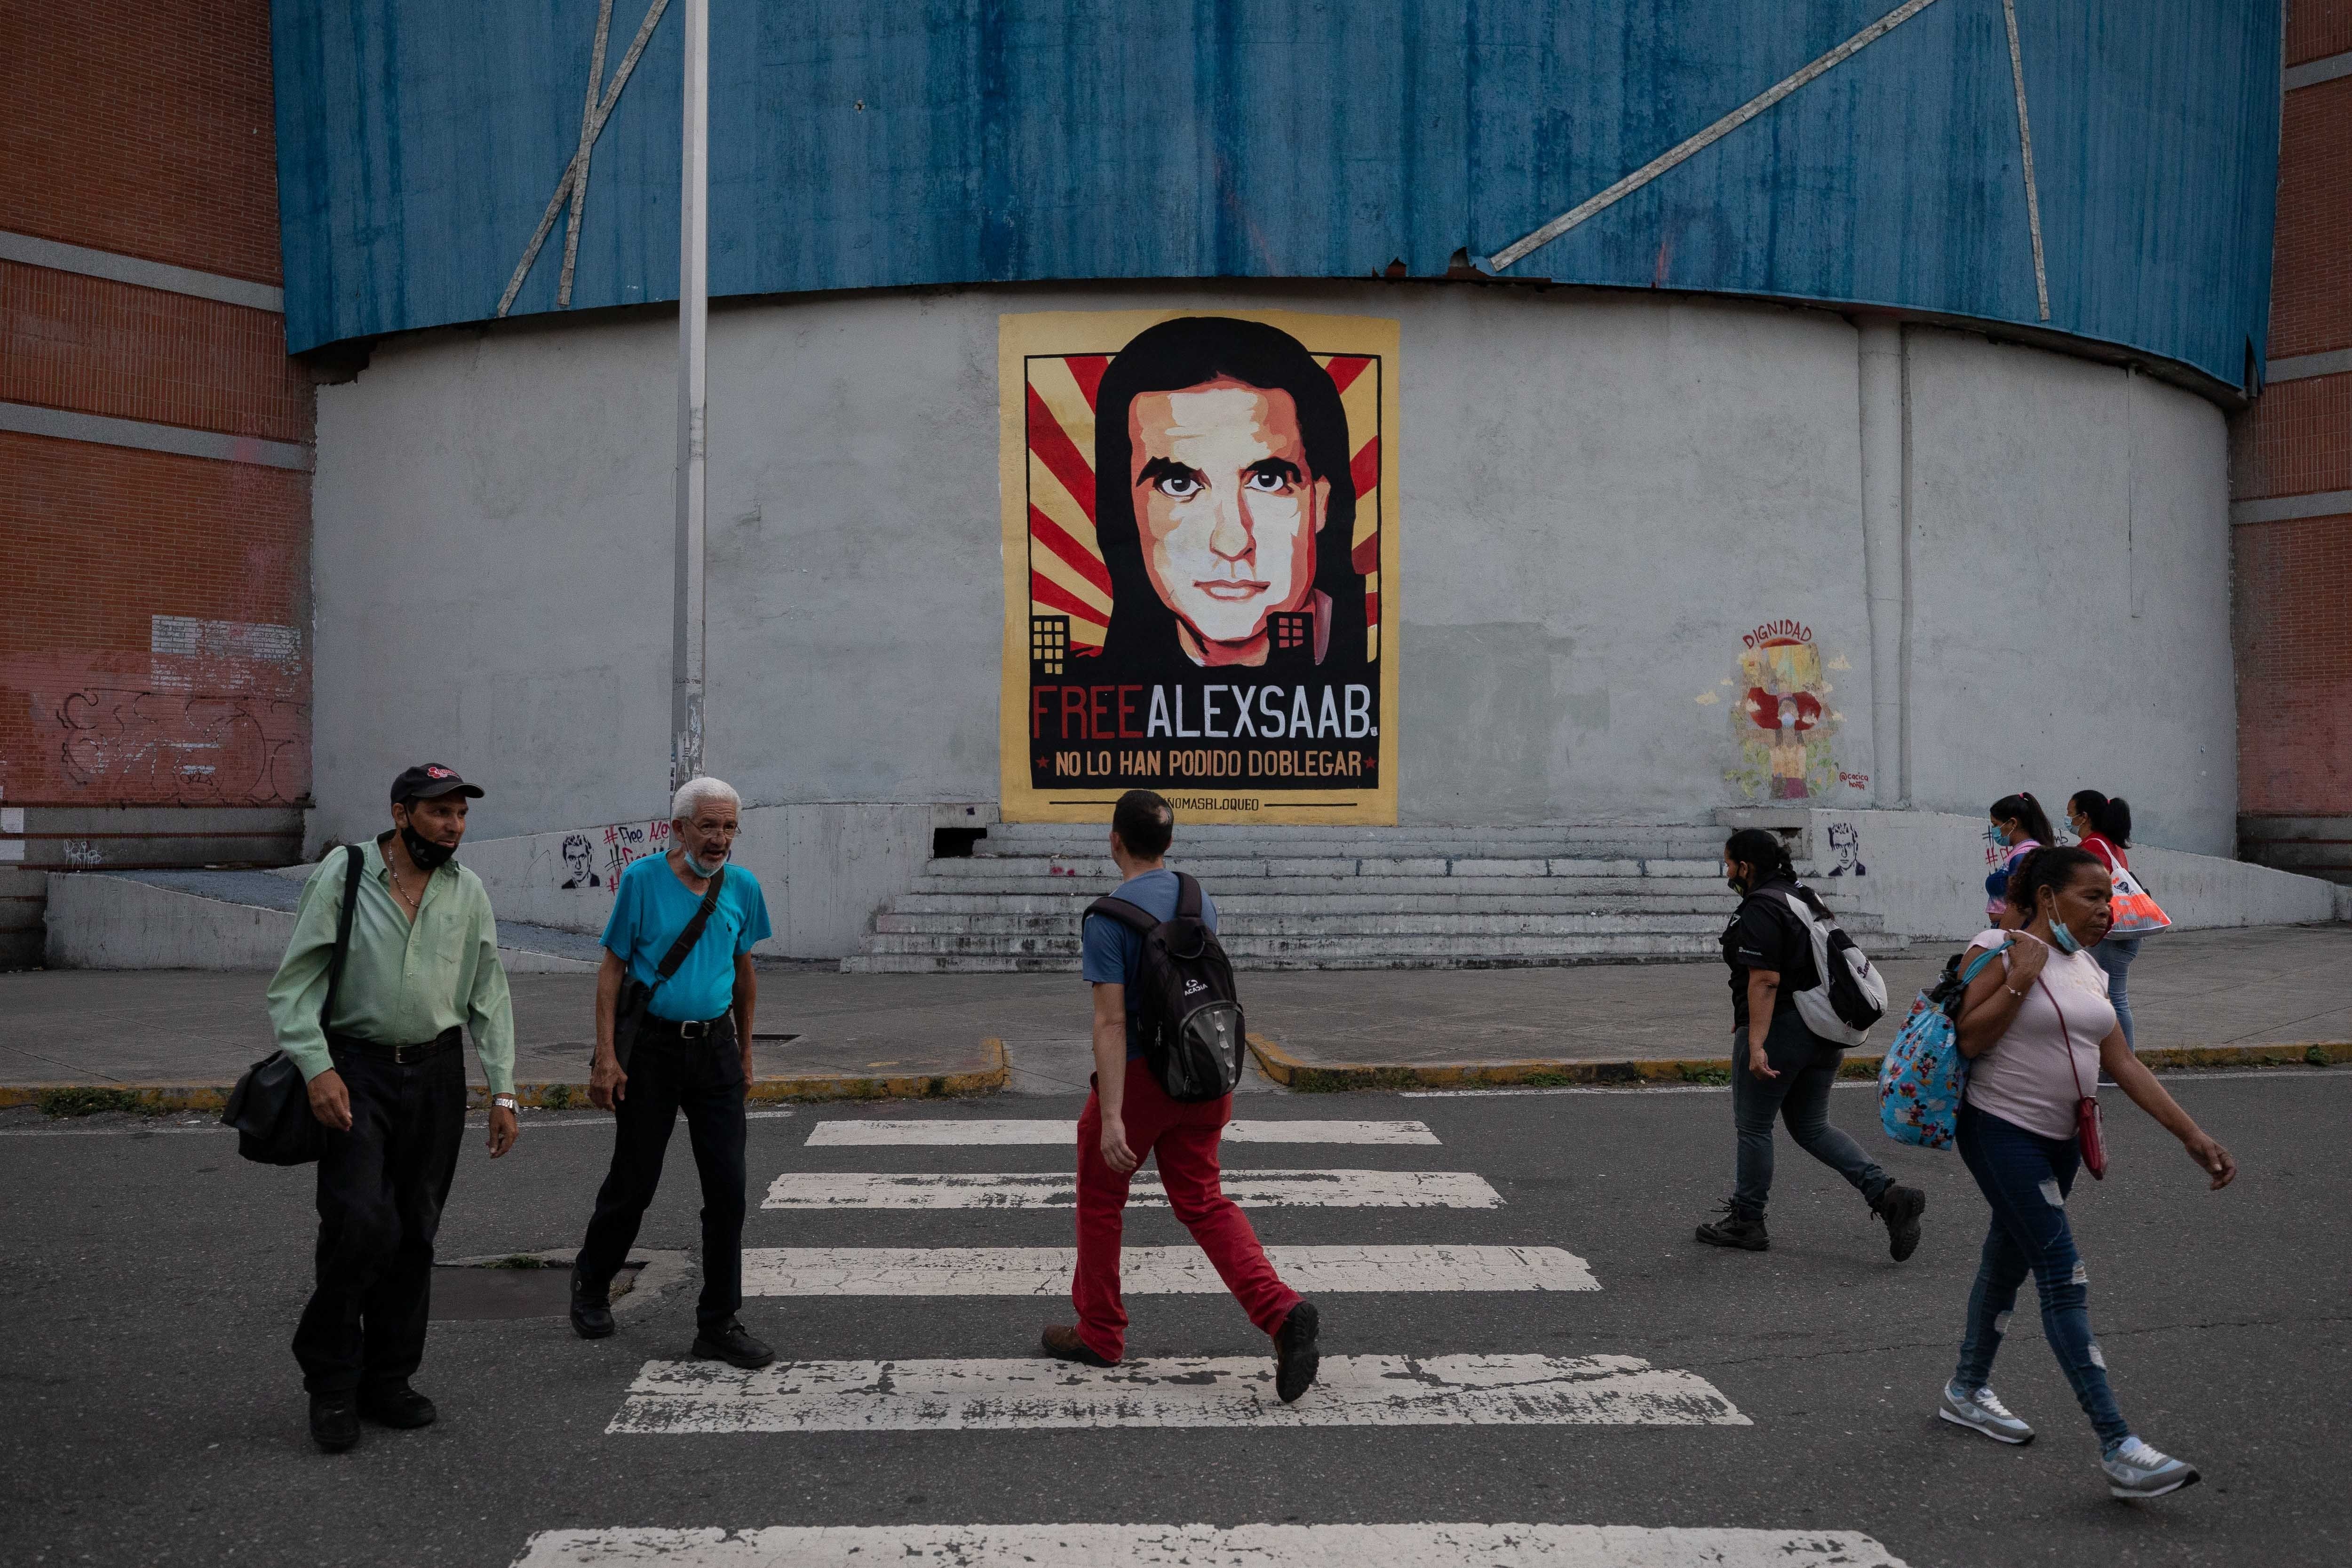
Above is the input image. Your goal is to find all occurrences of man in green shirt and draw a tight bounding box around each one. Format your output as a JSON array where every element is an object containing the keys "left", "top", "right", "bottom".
[{"left": 264, "top": 763, "right": 520, "bottom": 1453}]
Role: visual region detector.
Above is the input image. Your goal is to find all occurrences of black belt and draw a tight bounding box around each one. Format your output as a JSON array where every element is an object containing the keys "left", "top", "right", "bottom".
[
  {"left": 637, "top": 1015, "right": 732, "bottom": 1043},
  {"left": 328, "top": 1026, "right": 462, "bottom": 1066}
]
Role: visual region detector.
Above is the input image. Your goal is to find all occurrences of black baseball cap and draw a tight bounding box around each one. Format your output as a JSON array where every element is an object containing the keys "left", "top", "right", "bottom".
[{"left": 389, "top": 764, "right": 485, "bottom": 805}]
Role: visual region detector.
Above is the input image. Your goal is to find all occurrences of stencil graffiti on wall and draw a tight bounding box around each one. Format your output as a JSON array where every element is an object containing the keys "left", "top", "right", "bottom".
[
  {"left": 1822, "top": 819, "right": 1867, "bottom": 877},
  {"left": 559, "top": 833, "right": 603, "bottom": 888}
]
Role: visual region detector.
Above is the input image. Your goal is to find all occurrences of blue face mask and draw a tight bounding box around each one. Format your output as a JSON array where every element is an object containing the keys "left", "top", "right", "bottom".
[{"left": 2047, "top": 916, "right": 2083, "bottom": 955}]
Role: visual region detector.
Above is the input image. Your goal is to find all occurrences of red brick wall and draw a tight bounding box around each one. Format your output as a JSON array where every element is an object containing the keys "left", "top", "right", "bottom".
[
  {"left": 0, "top": 0, "right": 310, "bottom": 822},
  {"left": 2288, "top": 1, "right": 2352, "bottom": 65},
  {"left": 0, "top": 261, "right": 310, "bottom": 443},
  {"left": 2233, "top": 5, "right": 2352, "bottom": 825},
  {"left": 2269, "top": 77, "right": 2352, "bottom": 361},
  {"left": 0, "top": 0, "right": 282, "bottom": 283}
]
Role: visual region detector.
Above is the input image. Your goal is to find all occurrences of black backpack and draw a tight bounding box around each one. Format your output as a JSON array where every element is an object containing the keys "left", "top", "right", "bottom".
[{"left": 1084, "top": 871, "right": 1247, "bottom": 1102}]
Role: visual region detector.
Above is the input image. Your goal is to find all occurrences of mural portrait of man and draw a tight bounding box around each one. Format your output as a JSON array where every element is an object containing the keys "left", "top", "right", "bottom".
[
  {"left": 1000, "top": 308, "right": 1401, "bottom": 824},
  {"left": 1095, "top": 317, "right": 1367, "bottom": 676}
]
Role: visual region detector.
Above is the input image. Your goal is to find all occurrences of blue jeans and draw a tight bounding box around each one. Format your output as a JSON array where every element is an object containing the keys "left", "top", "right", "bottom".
[
  {"left": 1953, "top": 1103, "right": 2130, "bottom": 1449},
  {"left": 2093, "top": 936, "right": 2142, "bottom": 1050},
  {"left": 1728, "top": 1011, "right": 1892, "bottom": 1219}
]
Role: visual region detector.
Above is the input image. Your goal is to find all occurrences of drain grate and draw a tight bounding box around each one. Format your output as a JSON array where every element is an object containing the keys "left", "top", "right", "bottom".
[{"left": 431, "top": 1259, "right": 644, "bottom": 1322}]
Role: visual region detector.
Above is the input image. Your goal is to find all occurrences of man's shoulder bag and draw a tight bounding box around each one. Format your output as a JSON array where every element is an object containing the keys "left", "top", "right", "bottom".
[
  {"left": 609, "top": 866, "right": 729, "bottom": 1069},
  {"left": 223, "top": 844, "right": 364, "bottom": 1166},
  {"left": 1085, "top": 871, "right": 1247, "bottom": 1103}
]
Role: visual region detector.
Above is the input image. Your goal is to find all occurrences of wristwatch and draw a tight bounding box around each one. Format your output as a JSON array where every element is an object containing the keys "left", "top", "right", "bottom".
[{"left": 492, "top": 1093, "right": 518, "bottom": 1111}]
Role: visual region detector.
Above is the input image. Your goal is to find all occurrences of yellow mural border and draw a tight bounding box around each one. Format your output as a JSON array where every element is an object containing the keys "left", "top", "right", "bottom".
[{"left": 997, "top": 307, "right": 1402, "bottom": 826}]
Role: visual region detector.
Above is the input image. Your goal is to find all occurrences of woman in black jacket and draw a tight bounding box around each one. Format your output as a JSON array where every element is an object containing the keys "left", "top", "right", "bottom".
[{"left": 1696, "top": 828, "right": 1926, "bottom": 1258}]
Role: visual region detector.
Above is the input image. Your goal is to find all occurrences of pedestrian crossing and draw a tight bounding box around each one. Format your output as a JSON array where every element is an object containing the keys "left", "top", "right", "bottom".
[
  {"left": 805, "top": 1118, "right": 1440, "bottom": 1145},
  {"left": 739, "top": 1243, "right": 1597, "bottom": 1295},
  {"left": 515, "top": 1523, "right": 1910, "bottom": 1567},
  {"left": 762, "top": 1168, "right": 1502, "bottom": 1209},
  {"left": 532, "top": 1106, "right": 1901, "bottom": 1568}
]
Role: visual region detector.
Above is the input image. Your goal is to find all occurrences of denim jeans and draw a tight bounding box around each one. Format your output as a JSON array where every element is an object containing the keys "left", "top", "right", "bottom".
[
  {"left": 2093, "top": 936, "right": 2142, "bottom": 1051},
  {"left": 577, "top": 1022, "right": 748, "bottom": 1331},
  {"left": 1728, "top": 1011, "right": 1892, "bottom": 1219},
  {"left": 1952, "top": 1102, "right": 2130, "bottom": 1449}
]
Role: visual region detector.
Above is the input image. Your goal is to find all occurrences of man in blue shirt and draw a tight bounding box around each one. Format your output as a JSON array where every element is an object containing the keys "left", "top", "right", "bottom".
[
  {"left": 570, "top": 776, "right": 776, "bottom": 1368},
  {"left": 1040, "top": 789, "right": 1320, "bottom": 1401}
]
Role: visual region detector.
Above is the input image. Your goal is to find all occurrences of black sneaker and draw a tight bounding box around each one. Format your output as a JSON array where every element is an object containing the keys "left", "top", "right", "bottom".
[
  {"left": 357, "top": 1381, "right": 437, "bottom": 1429},
  {"left": 1273, "top": 1301, "right": 1321, "bottom": 1404},
  {"left": 1694, "top": 1203, "right": 1770, "bottom": 1251},
  {"left": 570, "top": 1263, "right": 615, "bottom": 1339},
  {"left": 309, "top": 1393, "right": 360, "bottom": 1453},
  {"left": 691, "top": 1319, "right": 777, "bottom": 1369},
  {"left": 1873, "top": 1183, "right": 1927, "bottom": 1262},
  {"left": 1040, "top": 1324, "right": 1117, "bottom": 1367}
]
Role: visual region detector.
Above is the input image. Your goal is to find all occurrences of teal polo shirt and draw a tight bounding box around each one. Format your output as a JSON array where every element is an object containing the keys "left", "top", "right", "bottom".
[{"left": 601, "top": 854, "right": 773, "bottom": 1021}]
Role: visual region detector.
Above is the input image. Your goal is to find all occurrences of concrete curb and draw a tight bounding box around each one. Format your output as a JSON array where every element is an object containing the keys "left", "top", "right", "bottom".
[
  {"left": 1243, "top": 1033, "right": 2352, "bottom": 1093},
  {"left": 0, "top": 1039, "right": 1012, "bottom": 1117}
]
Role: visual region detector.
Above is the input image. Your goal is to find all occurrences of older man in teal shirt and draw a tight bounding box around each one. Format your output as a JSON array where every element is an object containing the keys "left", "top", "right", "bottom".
[{"left": 264, "top": 763, "right": 518, "bottom": 1453}]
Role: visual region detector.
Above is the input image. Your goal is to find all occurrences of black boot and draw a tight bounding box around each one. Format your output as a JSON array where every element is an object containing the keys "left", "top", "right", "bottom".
[
  {"left": 1872, "top": 1183, "right": 1927, "bottom": 1262},
  {"left": 309, "top": 1393, "right": 359, "bottom": 1453},
  {"left": 357, "top": 1381, "right": 437, "bottom": 1428},
  {"left": 691, "top": 1319, "right": 776, "bottom": 1369},
  {"left": 571, "top": 1262, "right": 615, "bottom": 1339},
  {"left": 1695, "top": 1203, "right": 1770, "bottom": 1251},
  {"left": 1273, "top": 1301, "right": 1322, "bottom": 1404}
]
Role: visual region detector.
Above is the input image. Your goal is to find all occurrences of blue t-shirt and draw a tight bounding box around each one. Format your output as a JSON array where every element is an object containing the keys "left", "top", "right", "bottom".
[
  {"left": 602, "top": 855, "right": 773, "bottom": 1022},
  {"left": 1081, "top": 868, "right": 1218, "bottom": 1059}
]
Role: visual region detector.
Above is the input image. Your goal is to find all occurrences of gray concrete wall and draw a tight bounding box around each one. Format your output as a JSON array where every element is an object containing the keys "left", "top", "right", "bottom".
[{"left": 309, "top": 283, "right": 2236, "bottom": 856}]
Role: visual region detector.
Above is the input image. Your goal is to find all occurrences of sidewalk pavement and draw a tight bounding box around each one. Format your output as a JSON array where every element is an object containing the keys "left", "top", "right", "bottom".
[{"left": 1, "top": 924, "right": 2343, "bottom": 1110}]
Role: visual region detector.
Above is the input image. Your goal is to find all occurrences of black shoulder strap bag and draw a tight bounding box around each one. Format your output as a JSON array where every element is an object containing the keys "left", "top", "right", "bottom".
[
  {"left": 609, "top": 867, "right": 729, "bottom": 1070},
  {"left": 223, "top": 843, "right": 364, "bottom": 1166}
]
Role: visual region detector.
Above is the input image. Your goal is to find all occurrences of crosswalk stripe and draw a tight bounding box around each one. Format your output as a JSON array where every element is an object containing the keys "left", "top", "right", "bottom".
[
  {"left": 805, "top": 1119, "right": 1439, "bottom": 1146},
  {"left": 740, "top": 1244, "right": 1597, "bottom": 1296},
  {"left": 515, "top": 1523, "right": 1906, "bottom": 1568},
  {"left": 761, "top": 1169, "right": 1502, "bottom": 1210},
  {"left": 607, "top": 1353, "right": 1747, "bottom": 1433}
]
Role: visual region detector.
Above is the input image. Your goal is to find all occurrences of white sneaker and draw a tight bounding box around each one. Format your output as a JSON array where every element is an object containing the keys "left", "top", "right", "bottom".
[
  {"left": 2102, "top": 1436, "right": 2201, "bottom": 1499},
  {"left": 1939, "top": 1382, "right": 2034, "bottom": 1444}
]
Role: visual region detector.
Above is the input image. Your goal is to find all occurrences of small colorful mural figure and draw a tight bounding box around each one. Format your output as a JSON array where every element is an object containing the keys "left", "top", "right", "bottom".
[{"left": 1723, "top": 620, "right": 1842, "bottom": 802}]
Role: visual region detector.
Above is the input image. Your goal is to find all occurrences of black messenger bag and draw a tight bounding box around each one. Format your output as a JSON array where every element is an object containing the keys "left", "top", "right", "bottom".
[
  {"left": 1085, "top": 871, "right": 1247, "bottom": 1102},
  {"left": 608, "top": 867, "right": 728, "bottom": 1070},
  {"left": 223, "top": 843, "right": 363, "bottom": 1165}
]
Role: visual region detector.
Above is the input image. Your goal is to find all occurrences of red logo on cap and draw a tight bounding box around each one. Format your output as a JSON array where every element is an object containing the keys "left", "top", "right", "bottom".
[{"left": 426, "top": 765, "right": 454, "bottom": 778}]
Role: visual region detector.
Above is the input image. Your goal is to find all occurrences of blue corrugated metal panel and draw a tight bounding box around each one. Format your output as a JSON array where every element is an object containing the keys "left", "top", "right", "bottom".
[{"left": 271, "top": 0, "right": 2280, "bottom": 386}]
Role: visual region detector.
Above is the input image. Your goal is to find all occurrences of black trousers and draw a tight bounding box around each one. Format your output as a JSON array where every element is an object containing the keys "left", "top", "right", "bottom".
[
  {"left": 576, "top": 1021, "right": 747, "bottom": 1330},
  {"left": 292, "top": 1034, "right": 467, "bottom": 1396}
]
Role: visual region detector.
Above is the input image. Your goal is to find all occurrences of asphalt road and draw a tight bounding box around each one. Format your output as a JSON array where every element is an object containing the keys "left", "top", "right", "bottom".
[{"left": 3, "top": 1070, "right": 2346, "bottom": 1567}]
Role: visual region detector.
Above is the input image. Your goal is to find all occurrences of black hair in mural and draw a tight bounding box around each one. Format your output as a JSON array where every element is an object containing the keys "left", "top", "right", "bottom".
[{"left": 1093, "top": 316, "right": 1367, "bottom": 675}]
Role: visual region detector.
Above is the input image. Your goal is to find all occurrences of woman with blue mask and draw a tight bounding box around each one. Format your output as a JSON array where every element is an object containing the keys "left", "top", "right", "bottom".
[
  {"left": 1984, "top": 792, "right": 2055, "bottom": 927},
  {"left": 1936, "top": 846, "right": 2238, "bottom": 1500}
]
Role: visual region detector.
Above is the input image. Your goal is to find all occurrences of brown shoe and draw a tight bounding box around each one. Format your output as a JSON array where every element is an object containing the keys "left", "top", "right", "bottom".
[{"left": 1040, "top": 1324, "right": 1116, "bottom": 1367}]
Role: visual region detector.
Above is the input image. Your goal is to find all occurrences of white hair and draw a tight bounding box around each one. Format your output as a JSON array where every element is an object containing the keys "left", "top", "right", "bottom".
[{"left": 670, "top": 776, "right": 741, "bottom": 823}]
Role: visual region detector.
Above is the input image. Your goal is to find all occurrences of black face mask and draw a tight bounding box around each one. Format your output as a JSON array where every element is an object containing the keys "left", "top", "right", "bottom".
[
  {"left": 1726, "top": 874, "right": 1747, "bottom": 895},
  {"left": 400, "top": 821, "right": 457, "bottom": 871}
]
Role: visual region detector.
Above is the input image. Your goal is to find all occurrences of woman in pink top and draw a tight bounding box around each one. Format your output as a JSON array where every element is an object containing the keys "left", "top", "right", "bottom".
[
  {"left": 2068, "top": 790, "right": 2143, "bottom": 1050},
  {"left": 1983, "top": 792, "right": 2054, "bottom": 925},
  {"left": 1932, "top": 846, "right": 2237, "bottom": 1500}
]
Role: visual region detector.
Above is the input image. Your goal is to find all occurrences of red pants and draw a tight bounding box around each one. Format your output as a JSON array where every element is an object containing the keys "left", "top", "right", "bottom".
[{"left": 1072, "top": 1068, "right": 1301, "bottom": 1363}]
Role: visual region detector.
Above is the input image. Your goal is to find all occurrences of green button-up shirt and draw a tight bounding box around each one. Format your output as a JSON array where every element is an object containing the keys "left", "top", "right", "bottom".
[{"left": 264, "top": 837, "right": 517, "bottom": 1094}]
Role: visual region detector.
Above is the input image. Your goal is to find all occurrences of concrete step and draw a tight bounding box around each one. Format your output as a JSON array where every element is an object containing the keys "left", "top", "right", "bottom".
[
  {"left": 935, "top": 854, "right": 1736, "bottom": 880},
  {"left": 857, "top": 926, "right": 1910, "bottom": 961},
  {"left": 842, "top": 933, "right": 1738, "bottom": 973},
  {"left": 975, "top": 822, "right": 1730, "bottom": 852},
  {"left": 907, "top": 872, "right": 1773, "bottom": 899},
  {"left": 887, "top": 891, "right": 1856, "bottom": 917},
  {"left": 873, "top": 910, "right": 1865, "bottom": 938}
]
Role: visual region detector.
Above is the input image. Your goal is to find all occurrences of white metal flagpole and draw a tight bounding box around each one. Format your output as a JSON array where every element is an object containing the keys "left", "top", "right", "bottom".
[{"left": 671, "top": 0, "right": 708, "bottom": 793}]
